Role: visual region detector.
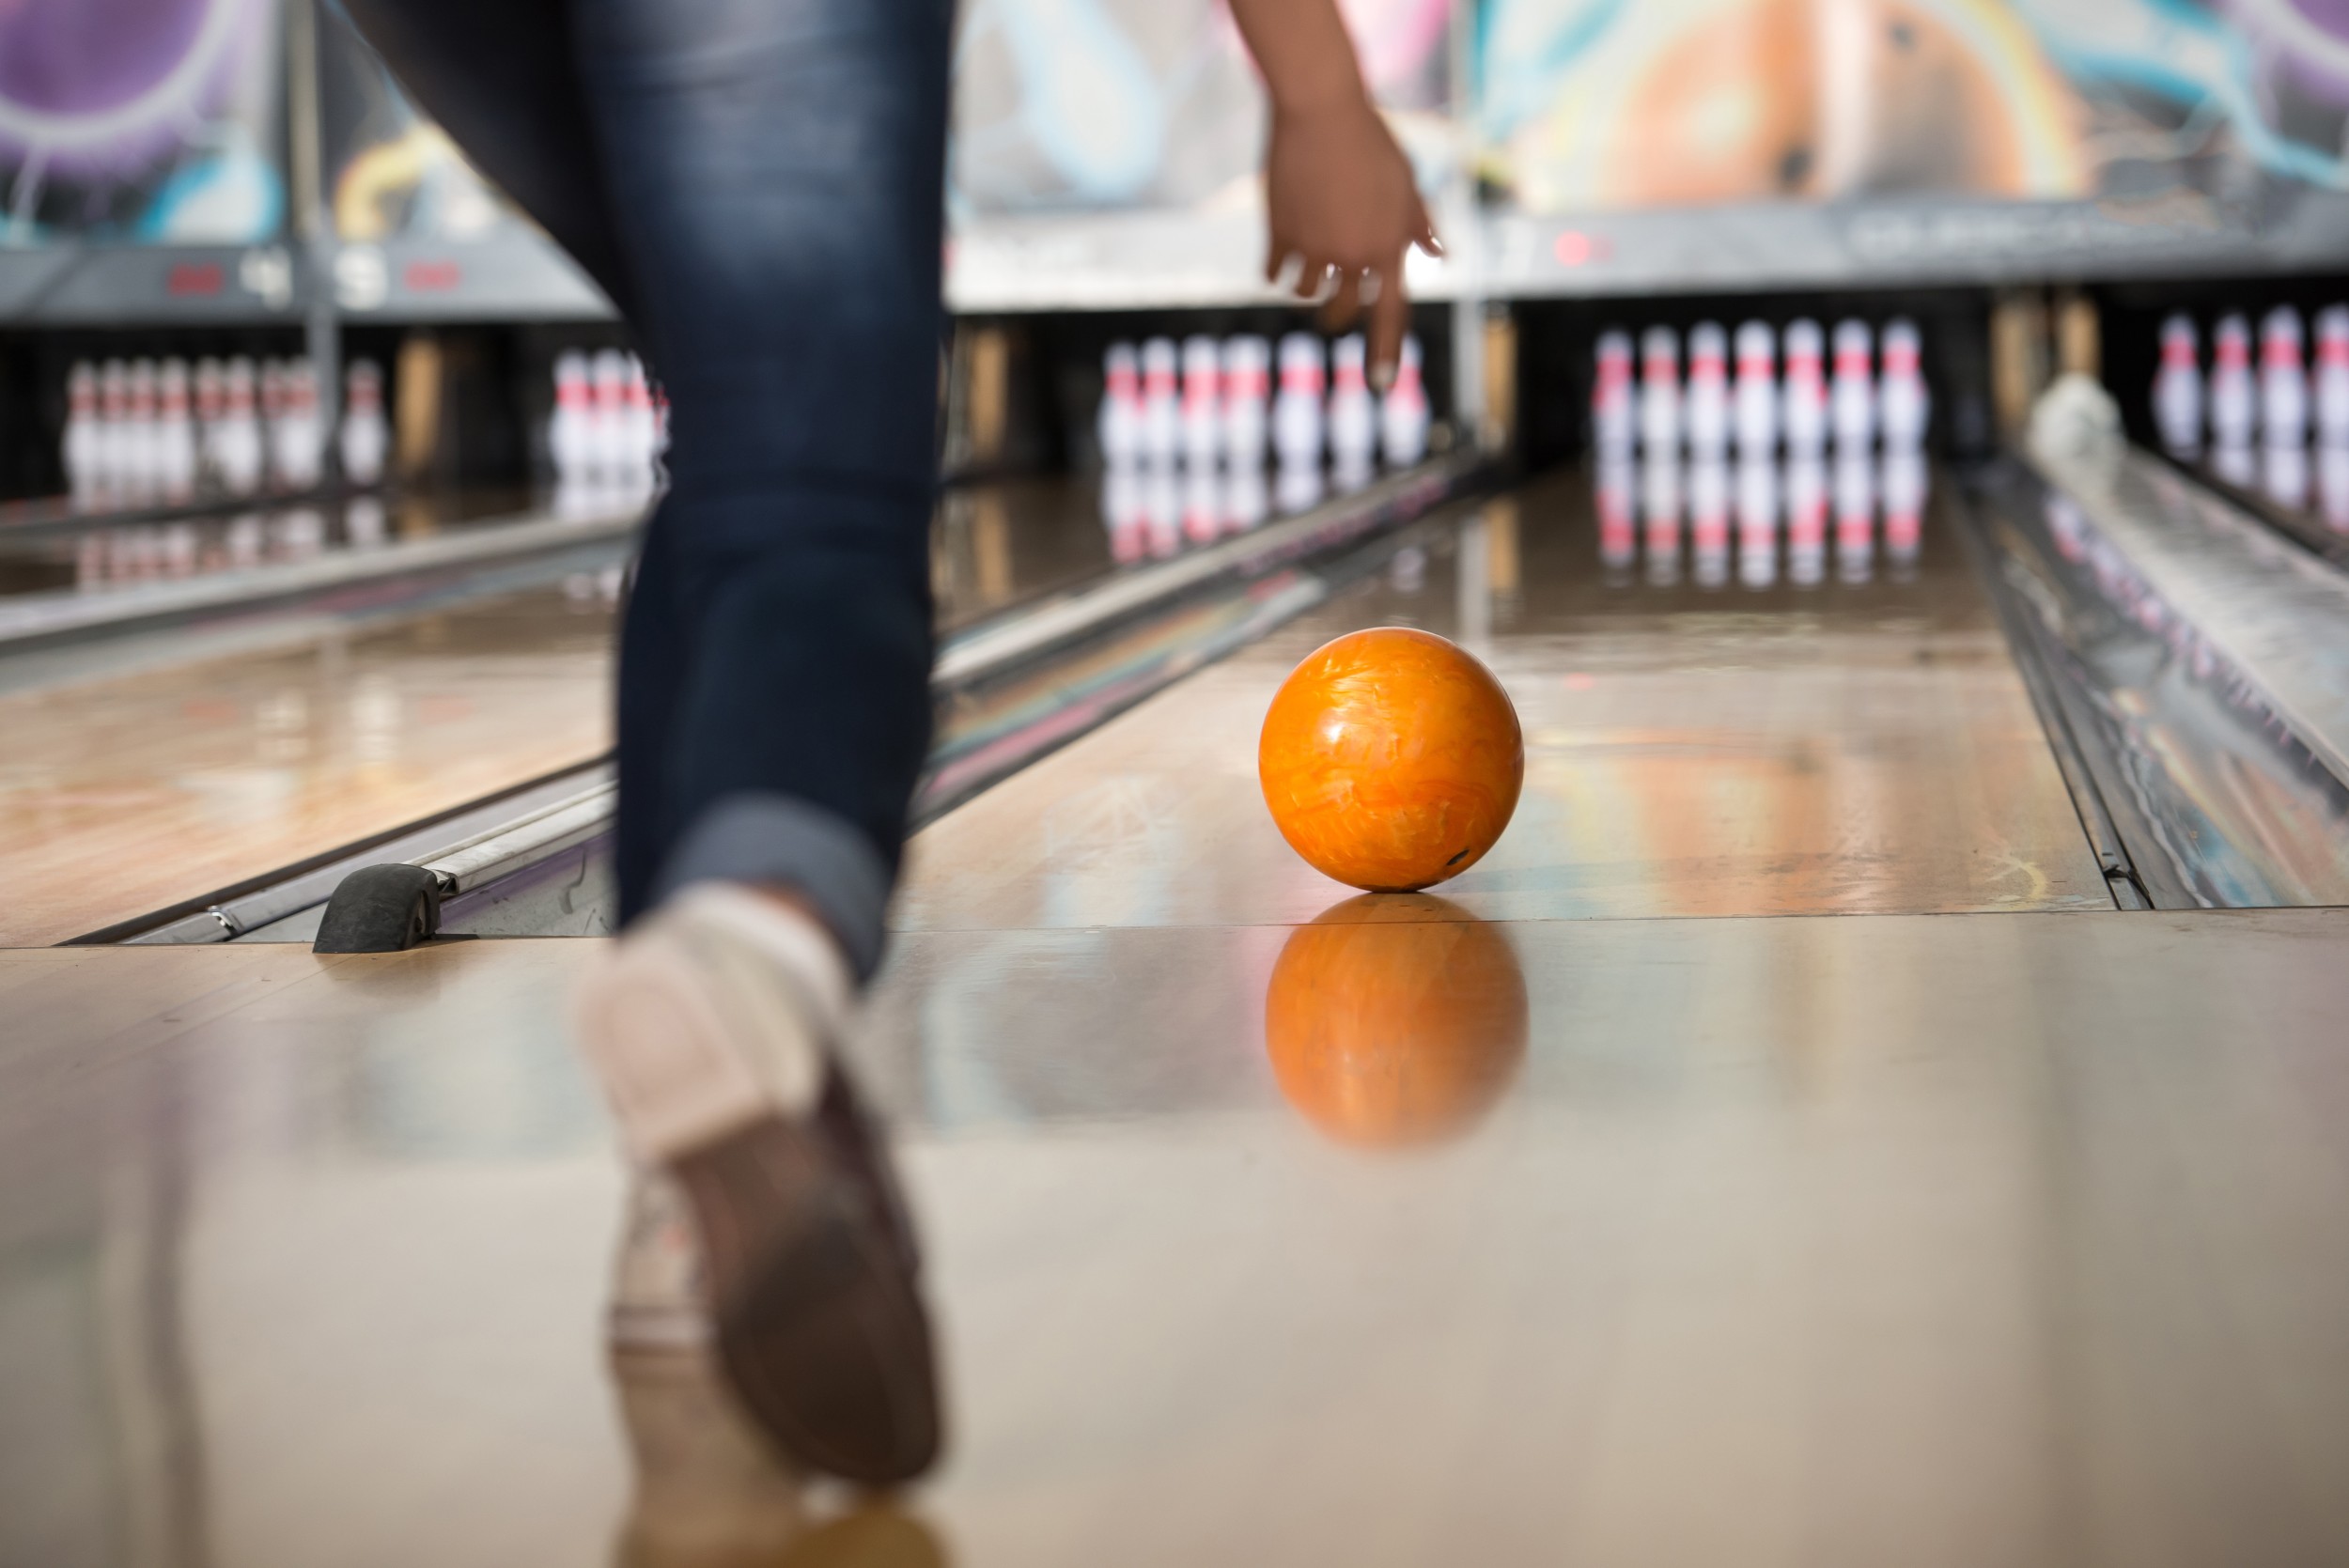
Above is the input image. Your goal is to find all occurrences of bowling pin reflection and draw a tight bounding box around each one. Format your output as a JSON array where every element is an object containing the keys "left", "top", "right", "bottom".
[
  {"left": 1833, "top": 450, "right": 1875, "bottom": 582},
  {"left": 2320, "top": 443, "right": 2349, "bottom": 533},
  {"left": 1224, "top": 461, "right": 1268, "bottom": 534},
  {"left": 1331, "top": 453, "right": 1376, "bottom": 496},
  {"left": 2262, "top": 442, "right": 2310, "bottom": 510},
  {"left": 2213, "top": 441, "right": 2256, "bottom": 489},
  {"left": 1640, "top": 450, "right": 1681, "bottom": 584},
  {"left": 1786, "top": 453, "right": 1827, "bottom": 587},
  {"left": 1181, "top": 461, "right": 1221, "bottom": 545},
  {"left": 1143, "top": 465, "right": 1182, "bottom": 558},
  {"left": 1689, "top": 455, "right": 1730, "bottom": 589},
  {"left": 1596, "top": 454, "right": 1636, "bottom": 576},
  {"left": 1264, "top": 896, "right": 1528, "bottom": 1149},
  {"left": 1881, "top": 445, "right": 1927, "bottom": 572},
  {"left": 1100, "top": 464, "right": 1145, "bottom": 563},
  {"left": 1735, "top": 456, "right": 1776, "bottom": 589},
  {"left": 1276, "top": 459, "right": 1324, "bottom": 516}
]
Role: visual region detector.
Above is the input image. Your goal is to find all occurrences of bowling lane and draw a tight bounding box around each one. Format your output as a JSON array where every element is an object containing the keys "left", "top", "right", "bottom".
[
  {"left": 0, "top": 580, "right": 619, "bottom": 946},
  {"left": 897, "top": 464, "right": 2113, "bottom": 932},
  {"left": 9, "top": 910, "right": 2349, "bottom": 1563}
]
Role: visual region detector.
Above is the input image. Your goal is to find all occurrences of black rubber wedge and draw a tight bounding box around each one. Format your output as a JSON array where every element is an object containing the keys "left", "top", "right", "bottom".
[{"left": 313, "top": 863, "right": 444, "bottom": 953}]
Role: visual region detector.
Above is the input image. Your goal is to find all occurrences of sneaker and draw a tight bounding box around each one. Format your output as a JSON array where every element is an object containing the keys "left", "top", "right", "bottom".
[{"left": 577, "top": 883, "right": 941, "bottom": 1484}]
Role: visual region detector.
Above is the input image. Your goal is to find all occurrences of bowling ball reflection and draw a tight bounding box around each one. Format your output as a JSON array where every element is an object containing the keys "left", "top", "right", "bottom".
[{"left": 1265, "top": 895, "right": 1528, "bottom": 1148}]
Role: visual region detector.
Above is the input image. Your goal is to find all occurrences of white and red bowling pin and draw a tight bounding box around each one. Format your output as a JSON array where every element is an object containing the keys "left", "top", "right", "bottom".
[
  {"left": 1181, "top": 334, "right": 1222, "bottom": 471},
  {"left": 551, "top": 351, "right": 595, "bottom": 487},
  {"left": 1221, "top": 336, "right": 1269, "bottom": 472},
  {"left": 1592, "top": 329, "right": 1635, "bottom": 457},
  {"left": 127, "top": 359, "right": 161, "bottom": 500},
  {"left": 1878, "top": 318, "right": 1929, "bottom": 448},
  {"left": 1639, "top": 325, "right": 1680, "bottom": 455},
  {"left": 1097, "top": 343, "right": 1141, "bottom": 468},
  {"left": 1328, "top": 334, "right": 1377, "bottom": 477},
  {"left": 63, "top": 363, "right": 101, "bottom": 504},
  {"left": 1139, "top": 337, "right": 1181, "bottom": 468},
  {"left": 2210, "top": 313, "right": 2255, "bottom": 451},
  {"left": 1379, "top": 334, "right": 1430, "bottom": 468},
  {"left": 1686, "top": 322, "right": 1731, "bottom": 458},
  {"left": 1830, "top": 318, "right": 1875, "bottom": 452},
  {"left": 216, "top": 358, "right": 265, "bottom": 496},
  {"left": 2316, "top": 305, "right": 2349, "bottom": 448},
  {"left": 155, "top": 359, "right": 197, "bottom": 503},
  {"left": 2153, "top": 314, "right": 2202, "bottom": 458},
  {"left": 1782, "top": 319, "right": 1828, "bottom": 457},
  {"left": 2260, "top": 305, "right": 2308, "bottom": 451},
  {"left": 341, "top": 360, "right": 389, "bottom": 486},
  {"left": 1733, "top": 320, "right": 1777, "bottom": 461},
  {"left": 1273, "top": 333, "right": 1326, "bottom": 471}
]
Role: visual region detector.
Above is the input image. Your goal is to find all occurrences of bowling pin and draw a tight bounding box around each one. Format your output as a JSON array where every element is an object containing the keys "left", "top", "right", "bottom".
[
  {"left": 1733, "top": 321, "right": 1777, "bottom": 461},
  {"left": 1328, "top": 334, "right": 1377, "bottom": 473},
  {"left": 193, "top": 359, "right": 225, "bottom": 491},
  {"left": 2260, "top": 305, "right": 2309, "bottom": 450},
  {"left": 99, "top": 359, "right": 132, "bottom": 501},
  {"left": 2317, "top": 306, "right": 2349, "bottom": 447},
  {"left": 1592, "top": 329, "right": 1635, "bottom": 456},
  {"left": 2210, "top": 314, "right": 2255, "bottom": 449},
  {"left": 155, "top": 359, "right": 197, "bottom": 503},
  {"left": 340, "top": 360, "right": 390, "bottom": 487},
  {"left": 590, "top": 349, "right": 630, "bottom": 482},
  {"left": 1140, "top": 337, "right": 1181, "bottom": 468},
  {"left": 550, "top": 352, "right": 592, "bottom": 487},
  {"left": 1273, "top": 334, "right": 1326, "bottom": 470},
  {"left": 2153, "top": 313, "right": 2203, "bottom": 458},
  {"left": 1877, "top": 318, "right": 1930, "bottom": 448},
  {"left": 127, "top": 359, "right": 161, "bottom": 501},
  {"left": 273, "top": 359, "right": 324, "bottom": 490},
  {"left": 1378, "top": 334, "right": 1430, "bottom": 468},
  {"left": 216, "top": 358, "right": 265, "bottom": 497},
  {"left": 1782, "top": 319, "right": 1828, "bottom": 456},
  {"left": 1686, "top": 322, "right": 1730, "bottom": 458},
  {"left": 1181, "top": 334, "right": 1222, "bottom": 471},
  {"left": 1221, "top": 336, "right": 1270, "bottom": 473},
  {"left": 1097, "top": 342, "right": 1141, "bottom": 468},
  {"left": 1639, "top": 325, "right": 1680, "bottom": 455},
  {"left": 63, "top": 363, "right": 101, "bottom": 504},
  {"left": 1830, "top": 318, "right": 1875, "bottom": 452}
]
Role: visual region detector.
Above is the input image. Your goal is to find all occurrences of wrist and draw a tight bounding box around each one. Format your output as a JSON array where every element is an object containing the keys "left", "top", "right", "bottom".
[{"left": 1265, "top": 65, "right": 1372, "bottom": 122}]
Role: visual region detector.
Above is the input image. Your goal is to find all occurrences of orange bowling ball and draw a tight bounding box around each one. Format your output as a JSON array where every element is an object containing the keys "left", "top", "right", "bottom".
[
  {"left": 1258, "top": 627, "right": 1523, "bottom": 892},
  {"left": 1264, "top": 895, "right": 1529, "bottom": 1148}
]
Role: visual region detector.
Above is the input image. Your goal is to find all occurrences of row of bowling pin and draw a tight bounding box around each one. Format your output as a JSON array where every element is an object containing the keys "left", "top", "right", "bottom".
[
  {"left": 549, "top": 349, "right": 667, "bottom": 492},
  {"left": 2208, "top": 437, "right": 2349, "bottom": 527},
  {"left": 1098, "top": 332, "right": 1431, "bottom": 474},
  {"left": 1595, "top": 318, "right": 1930, "bottom": 459},
  {"left": 71, "top": 504, "right": 394, "bottom": 589},
  {"left": 63, "top": 356, "right": 389, "bottom": 507},
  {"left": 1595, "top": 448, "right": 1926, "bottom": 588},
  {"left": 2152, "top": 305, "right": 2349, "bottom": 458}
]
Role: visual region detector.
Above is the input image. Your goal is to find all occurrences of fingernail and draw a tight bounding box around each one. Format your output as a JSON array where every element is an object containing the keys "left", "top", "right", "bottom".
[{"left": 1371, "top": 361, "right": 1396, "bottom": 392}]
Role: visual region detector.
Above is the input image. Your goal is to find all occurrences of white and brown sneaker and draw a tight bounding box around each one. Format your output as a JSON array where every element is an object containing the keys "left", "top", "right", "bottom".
[{"left": 577, "top": 883, "right": 941, "bottom": 1484}]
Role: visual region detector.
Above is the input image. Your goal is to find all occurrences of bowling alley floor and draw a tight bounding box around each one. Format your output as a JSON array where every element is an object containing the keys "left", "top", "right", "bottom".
[{"left": 8, "top": 466, "right": 2349, "bottom": 1564}]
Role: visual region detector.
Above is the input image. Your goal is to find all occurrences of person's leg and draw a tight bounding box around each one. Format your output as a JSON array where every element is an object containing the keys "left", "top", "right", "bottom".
[{"left": 574, "top": 0, "right": 949, "bottom": 975}]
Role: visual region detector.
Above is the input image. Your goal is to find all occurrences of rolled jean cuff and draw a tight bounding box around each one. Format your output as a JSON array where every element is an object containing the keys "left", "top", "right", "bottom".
[{"left": 650, "top": 792, "right": 892, "bottom": 981}]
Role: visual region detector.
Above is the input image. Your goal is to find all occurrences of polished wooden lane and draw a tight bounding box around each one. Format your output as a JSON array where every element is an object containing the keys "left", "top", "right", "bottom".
[
  {"left": 897, "top": 470, "right": 2113, "bottom": 932},
  {"left": 0, "top": 583, "right": 618, "bottom": 945},
  {"left": 7, "top": 909, "right": 2349, "bottom": 1564},
  {"left": 0, "top": 475, "right": 1135, "bottom": 948}
]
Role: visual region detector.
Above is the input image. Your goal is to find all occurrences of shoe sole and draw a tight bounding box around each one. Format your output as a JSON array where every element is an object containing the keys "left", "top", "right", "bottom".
[{"left": 578, "top": 929, "right": 941, "bottom": 1483}]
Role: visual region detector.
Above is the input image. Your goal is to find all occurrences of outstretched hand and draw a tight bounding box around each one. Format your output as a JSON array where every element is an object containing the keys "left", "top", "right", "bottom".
[{"left": 1264, "top": 98, "right": 1440, "bottom": 388}]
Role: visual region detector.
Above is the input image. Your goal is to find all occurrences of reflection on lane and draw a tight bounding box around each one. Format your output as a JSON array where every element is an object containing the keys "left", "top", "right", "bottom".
[
  {"left": 1602, "top": 443, "right": 1930, "bottom": 592},
  {"left": 1265, "top": 895, "right": 1528, "bottom": 1149}
]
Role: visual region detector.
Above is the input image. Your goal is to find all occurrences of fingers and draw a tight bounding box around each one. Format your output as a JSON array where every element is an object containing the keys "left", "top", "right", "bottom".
[
  {"left": 1368, "top": 250, "right": 1408, "bottom": 389},
  {"left": 1318, "top": 268, "right": 1364, "bottom": 334},
  {"left": 1411, "top": 197, "right": 1443, "bottom": 259},
  {"left": 1291, "top": 255, "right": 1333, "bottom": 303}
]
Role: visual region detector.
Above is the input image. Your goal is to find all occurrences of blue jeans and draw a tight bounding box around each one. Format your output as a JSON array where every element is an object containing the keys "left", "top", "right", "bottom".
[{"left": 340, "top": 0, "right": 952, "bottom": 978}]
